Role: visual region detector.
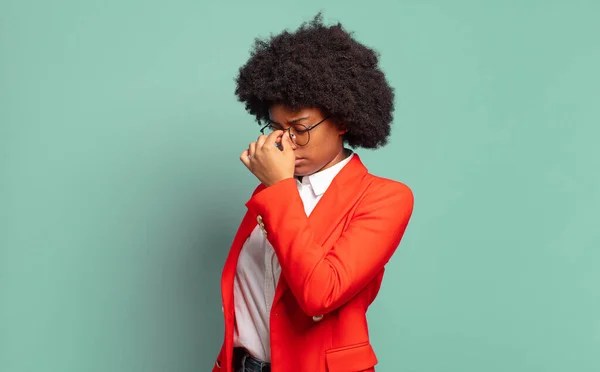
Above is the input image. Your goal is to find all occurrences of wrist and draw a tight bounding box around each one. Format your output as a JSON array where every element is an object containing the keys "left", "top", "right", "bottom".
[{"left": 264, "top": 175, "right": 294, "bottom": 187}]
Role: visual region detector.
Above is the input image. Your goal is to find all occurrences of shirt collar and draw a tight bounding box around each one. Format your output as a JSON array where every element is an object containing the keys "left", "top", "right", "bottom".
[{"left": 298, "top": 150, "right": 355, "bottom": 196}]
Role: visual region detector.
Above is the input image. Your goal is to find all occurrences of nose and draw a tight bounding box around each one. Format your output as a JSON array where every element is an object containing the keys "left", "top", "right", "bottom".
[{"left": 288, "top": 132, "right": 299, "bottom": 150}]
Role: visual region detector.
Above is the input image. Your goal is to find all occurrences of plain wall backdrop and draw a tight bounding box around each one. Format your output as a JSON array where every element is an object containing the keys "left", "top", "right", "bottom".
[{"left": 1, "top": 1, "right": 599, "bottom": 371}]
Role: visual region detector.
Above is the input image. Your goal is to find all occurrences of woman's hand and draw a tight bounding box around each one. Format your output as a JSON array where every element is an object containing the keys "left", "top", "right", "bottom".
[{"left": 240, "top": 130, "right": 295, "bottom": 187}]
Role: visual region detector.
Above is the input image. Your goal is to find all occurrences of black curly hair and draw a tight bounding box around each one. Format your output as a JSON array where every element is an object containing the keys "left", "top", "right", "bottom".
[{"left": 234, "top": 13, "right": 395, "bottom": 149}]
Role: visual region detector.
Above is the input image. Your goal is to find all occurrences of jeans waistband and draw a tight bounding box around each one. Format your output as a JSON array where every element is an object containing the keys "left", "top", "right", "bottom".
[{"left": 233, "top": 347, "right": 271, "bottom": 372}]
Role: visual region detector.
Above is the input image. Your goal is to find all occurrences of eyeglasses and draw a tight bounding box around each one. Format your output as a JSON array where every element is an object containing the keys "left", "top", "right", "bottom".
[{"left": 259, "top": 116, "right": 330, "bottom": 146}]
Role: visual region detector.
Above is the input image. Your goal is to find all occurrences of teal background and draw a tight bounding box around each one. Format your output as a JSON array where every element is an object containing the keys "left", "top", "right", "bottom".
[{"left": 1, "top": 1, "right": 599, "bottom": 371}]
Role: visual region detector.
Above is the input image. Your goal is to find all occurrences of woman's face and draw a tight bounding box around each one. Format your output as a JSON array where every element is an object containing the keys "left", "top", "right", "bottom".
[{"left": 268, "top": 103, "right": 347, "bottom": 177}]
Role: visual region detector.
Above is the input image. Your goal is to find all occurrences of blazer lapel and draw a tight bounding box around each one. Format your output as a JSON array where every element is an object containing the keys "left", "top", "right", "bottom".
[{"left": 221, "top": 183, "right": 267, "bottom": 313}]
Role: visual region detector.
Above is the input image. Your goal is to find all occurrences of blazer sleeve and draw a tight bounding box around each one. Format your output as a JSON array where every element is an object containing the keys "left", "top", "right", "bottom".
[{"left": 245, "top": 177, "right": 414, "bottom": 316}]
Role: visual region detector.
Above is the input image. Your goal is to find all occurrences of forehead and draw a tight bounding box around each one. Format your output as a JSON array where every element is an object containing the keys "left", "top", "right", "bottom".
[{"left": 268, "top": 104, "right": 322, "bottom": 121}]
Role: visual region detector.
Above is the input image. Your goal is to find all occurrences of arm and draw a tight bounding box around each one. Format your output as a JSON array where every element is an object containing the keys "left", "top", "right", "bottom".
[{"left": 245, "top": 178, "right": 414, "bottom": 316}]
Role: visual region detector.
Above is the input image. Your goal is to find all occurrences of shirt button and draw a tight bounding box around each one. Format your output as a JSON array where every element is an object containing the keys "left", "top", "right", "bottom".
[{"left": 312, "top": 315, "right": 324, "bottom": 322}]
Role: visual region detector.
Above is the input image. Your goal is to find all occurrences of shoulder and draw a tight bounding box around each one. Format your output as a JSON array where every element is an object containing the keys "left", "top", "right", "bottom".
[
  {"left": 357, "top": 173, "right": 414, "bottom": 216},
  {"left": 364, "top": 173, "right": 413, "bottom": 199}
]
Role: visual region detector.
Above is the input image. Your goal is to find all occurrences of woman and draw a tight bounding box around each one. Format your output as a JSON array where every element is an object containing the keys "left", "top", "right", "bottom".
[{"left": 213, "top": 14, "right": 414, "bottom": 372}]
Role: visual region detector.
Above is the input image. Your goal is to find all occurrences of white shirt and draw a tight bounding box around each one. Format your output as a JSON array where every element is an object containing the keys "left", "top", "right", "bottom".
[{"left": 233, "top": 151, "right": 355, "bottom": 362}]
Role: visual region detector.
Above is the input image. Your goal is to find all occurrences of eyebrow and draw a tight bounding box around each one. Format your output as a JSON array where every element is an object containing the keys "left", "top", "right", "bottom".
[{"left": 269, "top": 116, "right": 310, "bottom": 126}]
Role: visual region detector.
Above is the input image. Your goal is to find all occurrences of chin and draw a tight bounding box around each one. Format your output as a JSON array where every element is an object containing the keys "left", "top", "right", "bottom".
[
  {"left": 294, "top": 165, "right": 309, "bottom": 177},
  {"left": 295, "top": 157, "right": 327, "bottom": 176}
]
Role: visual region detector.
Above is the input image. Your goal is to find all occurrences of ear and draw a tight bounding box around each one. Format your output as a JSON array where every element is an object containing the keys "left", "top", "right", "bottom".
[{"left": 331, "top": 118, "right": 348, "bottom": 134}]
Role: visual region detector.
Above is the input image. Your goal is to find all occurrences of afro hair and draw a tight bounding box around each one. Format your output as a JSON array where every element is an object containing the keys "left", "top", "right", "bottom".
[{"left": 234, "top": 13, "right": 395, "bottom": 149}]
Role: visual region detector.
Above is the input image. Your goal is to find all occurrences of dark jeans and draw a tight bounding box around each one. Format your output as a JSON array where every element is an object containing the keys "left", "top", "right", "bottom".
[{"left": 233, "top": 347, "right": 271, "bottom": 372}]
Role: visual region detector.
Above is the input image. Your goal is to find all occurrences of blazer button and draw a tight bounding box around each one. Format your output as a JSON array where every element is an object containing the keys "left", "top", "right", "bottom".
[
  {"left": 257, "top": 215, "right": 263, "bottom": 224},
  {"left": 312, "top": 315, "right": 324, "bottom": 322},
  {"left": 221, "top": 306, "right": 224, "bottom": 313}
]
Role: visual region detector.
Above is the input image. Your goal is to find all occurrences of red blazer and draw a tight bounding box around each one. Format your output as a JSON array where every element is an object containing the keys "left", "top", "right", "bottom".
[{"left": 213, "top": 154, "right": 414, "bottom": 372}]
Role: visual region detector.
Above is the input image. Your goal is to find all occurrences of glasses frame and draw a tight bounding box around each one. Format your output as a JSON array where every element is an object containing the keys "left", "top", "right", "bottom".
[{"left": 259, "top": 116, "right": 330, "bottom": 147}]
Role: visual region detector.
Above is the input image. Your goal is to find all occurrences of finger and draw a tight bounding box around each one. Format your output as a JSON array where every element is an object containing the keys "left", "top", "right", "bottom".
[
  {"left": 256, "top": 134, "right": 269, "bottom": 150},
  {"left": 274, "top": 133, "right": 284, "bottom": 151},
  {"left": 280, "top": 130, "right": 293, "bottom": 151},
  {"left": 240, "top": 149, "right": 251, "bottom": 168},
  {"left": 248, "top": 142, "right": 257, "bottom": 157},
  {"left": 264, "top": 130, "right": 284, "bottom": 149}
]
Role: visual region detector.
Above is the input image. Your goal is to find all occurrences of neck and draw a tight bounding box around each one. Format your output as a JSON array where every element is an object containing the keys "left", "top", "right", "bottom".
[
  {"left": 294, "top": 147, "right": 352, "bottom": 182},
  {"left": 321, "top": 147, "right": 350, "bottom": 171},
  {"left": 297, "top": 147, "right": 350, "bottom": 182}
]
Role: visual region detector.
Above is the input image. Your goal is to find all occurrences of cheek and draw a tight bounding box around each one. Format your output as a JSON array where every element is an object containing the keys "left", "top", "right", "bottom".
[
  {"left": 295, "top": 128, "right": 339, "bottom": 161},
  {"left": 299, "top": 143, "right": 333, "bottom": 167},
  {"left": 296, "top": 142, "right": 319, "bottom": 160},
  {"left": 310, "top": 132, "right": 337, "bottom": 153}
]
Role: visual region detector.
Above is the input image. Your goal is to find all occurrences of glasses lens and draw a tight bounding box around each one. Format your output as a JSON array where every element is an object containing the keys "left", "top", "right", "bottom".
[{"left": 290, "top": 124, "right": 309, "bottom": 146}]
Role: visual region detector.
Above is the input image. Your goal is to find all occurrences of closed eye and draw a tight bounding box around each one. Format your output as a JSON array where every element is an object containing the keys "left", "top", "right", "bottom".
[{"left": 293, "top": 126, "right": 309, "bottom": 133}]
